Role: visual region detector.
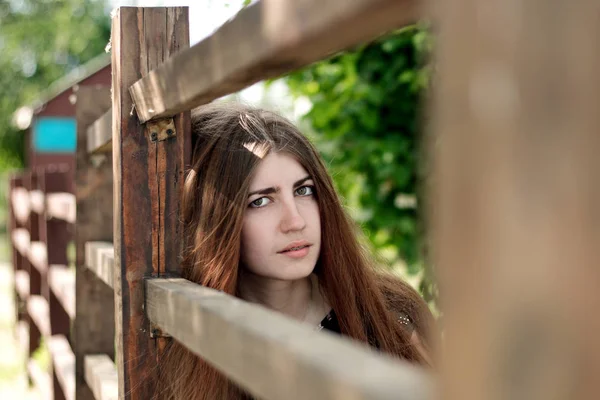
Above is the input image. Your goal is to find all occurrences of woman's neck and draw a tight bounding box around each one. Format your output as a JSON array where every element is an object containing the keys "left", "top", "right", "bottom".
[{"left": 238, "top": 272, "right": 328, "bottom": 325}]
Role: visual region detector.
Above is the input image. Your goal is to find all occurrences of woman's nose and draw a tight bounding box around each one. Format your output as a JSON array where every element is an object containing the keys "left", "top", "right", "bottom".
[{"left": 280, "top": 200, "right": 306, "bottom": 233}]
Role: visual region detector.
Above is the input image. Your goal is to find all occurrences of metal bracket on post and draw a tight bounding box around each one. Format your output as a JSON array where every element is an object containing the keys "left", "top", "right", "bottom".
[{"left": 147, "top": 117, "right": 176, "bottom": 143}]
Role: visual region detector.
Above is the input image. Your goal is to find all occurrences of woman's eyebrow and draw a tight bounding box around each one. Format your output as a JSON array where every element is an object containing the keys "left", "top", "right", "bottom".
[
  {"left": 248, "top": 186, "right": 278, "bottom": 197},
  {"left": 293, "top": 176, "right": 312, "bottom": 187},
  {"left": 247, "top": 176, "right": 312, "bottom": 197}
]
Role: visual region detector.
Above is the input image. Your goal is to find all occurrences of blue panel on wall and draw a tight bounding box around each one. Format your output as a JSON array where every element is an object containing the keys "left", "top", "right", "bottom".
[{"left": 32, "top": 117, "right": 77, "bottom": 153}]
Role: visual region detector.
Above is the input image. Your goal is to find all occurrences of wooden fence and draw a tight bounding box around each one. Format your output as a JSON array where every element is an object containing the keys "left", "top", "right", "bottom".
[
  {"left": 10, "top": 165, "right": 77, "bottom": 399},
  {"left": 9, "top": 0, "right": 600, "bottom": 399},
  {"left": 9, "top": 1, "right": 431, "bottom": 399}
]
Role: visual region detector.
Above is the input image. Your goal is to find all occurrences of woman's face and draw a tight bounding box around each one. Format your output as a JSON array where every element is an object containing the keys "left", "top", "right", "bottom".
[{"left": 240, "top": 152, "right": 321, "bottom": 281}]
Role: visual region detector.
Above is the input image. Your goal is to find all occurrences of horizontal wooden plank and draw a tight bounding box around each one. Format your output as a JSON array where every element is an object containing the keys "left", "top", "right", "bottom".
[
  {"left": 146, "top": 278, "right": 431, "bottom": 400},
  {"left": 28, "top": 295, "right": 51, "bottom": 338},
  {"left": 15, "top": 270, "right": 30, "bottom": 300},
  {"left": 87, "top": 108, "right": 112, "bottom": 154},
  {"left": 130, "top": 0, "right": 420, "bottom": 122},
  {"left": 11, "top": 187, "right": 30, "bottom": 224},
  {"left": 48, "top": 335, "right": 75, "bottom": 400},
  {"left": 29, "top": 190, "right": 45, "bottom": 214},
  {"left": 28, "top": 359, "right": 52, "bottom": 400},
  {"left": 46, "top": 193, "right": 76, "bottom": 223},
  {"left": 84, "top": 241, "right": 114, "bottom": 289},
  {"left": 12, "top": 228, "right": 30, "bottom": 257},
  {"left": 48, "top": 265, "right": 75, "bottom": 319},
  {"left": 29, "top": 241, "right": 48, "bottom": 273},
  {"left": 84, "top": 355, "right": 118, "bottom": 400}
]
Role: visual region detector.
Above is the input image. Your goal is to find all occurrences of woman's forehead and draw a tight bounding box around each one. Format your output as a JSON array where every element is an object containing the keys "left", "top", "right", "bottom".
[{"left": 249, "top": 152, "right": 309, "bottom": 188}]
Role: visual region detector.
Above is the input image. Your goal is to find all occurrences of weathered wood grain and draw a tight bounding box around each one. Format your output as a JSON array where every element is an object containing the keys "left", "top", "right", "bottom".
[
  {"left": 130, "top": 0, "right": 420, "bottom": 122},
  {"left": 112, "top": 7, "right": 189, "bottom": 399},
  {"left": 84, "top": 355, "right": 119, "bottom": 400},
  {"left": 48, "top": 335, "right": 75, "bottom": 400},
  {"left": 430, "top": 2, "right": 600, "bottom": 400},
  {"left": 146, "top": 278, "right": 432, "bottom": 400},
  {"left": 87, "top": 108, "right": 112, "bottom": 154},
  {"left": 84, "top": 241, "right": 114, "bottom": 289},
  {"left": 74, "top": 86, "right": 115, "bottom": 400}
]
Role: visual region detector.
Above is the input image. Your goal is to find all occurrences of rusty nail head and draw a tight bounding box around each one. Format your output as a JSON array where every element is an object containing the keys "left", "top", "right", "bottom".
[
  {"left": 151, "top": 132, "right": 158, "bottom": 141},
  {"left": 167, "top": 128, "right": 174, "bottom": 136}
]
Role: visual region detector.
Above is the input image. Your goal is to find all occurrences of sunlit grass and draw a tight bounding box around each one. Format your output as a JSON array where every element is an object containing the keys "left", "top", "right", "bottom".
[{"left": 0, "top": 237, "right": 29, "bottom": 396}]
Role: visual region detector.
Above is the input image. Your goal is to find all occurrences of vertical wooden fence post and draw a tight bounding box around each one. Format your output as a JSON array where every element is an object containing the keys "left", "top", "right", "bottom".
[
  {"left": 74, "top": 86, "right": 115, "bottom": 399},
  {"left": 25, "top": 170, "right": 42, "bottom": 359},
  {"left": 112, "top": 7, "right": 189, "bottom": 399},
  {"left": 36, "top": 166, "right": 69, "bottom": 400},
  {"left": 42, "top": 167, "right": 72, "bottom": 341},
  {"left": 431, "top": 1, "right": 600, "bottom": 400},
  {"left": 9, "top": 176, "right": 25, "bottom": 324}
]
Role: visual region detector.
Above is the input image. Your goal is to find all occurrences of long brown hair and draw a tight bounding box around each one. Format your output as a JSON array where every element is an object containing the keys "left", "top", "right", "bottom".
[{"left": 161, "top": 101, "right": 434, "bottom": 399}]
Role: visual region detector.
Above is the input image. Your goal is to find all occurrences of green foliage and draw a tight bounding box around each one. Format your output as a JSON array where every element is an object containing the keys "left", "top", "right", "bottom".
[
  {"left": 0, "top": 0, "right": 110, "bottom": 171},
  {"left": 286, "top": 25, "right": 436, "bottom": 301}
]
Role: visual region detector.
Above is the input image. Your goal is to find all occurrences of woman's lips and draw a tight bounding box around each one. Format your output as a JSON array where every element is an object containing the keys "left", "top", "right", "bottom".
[{"left": 279, "top": 245, "right": 311, "bottom": 258}]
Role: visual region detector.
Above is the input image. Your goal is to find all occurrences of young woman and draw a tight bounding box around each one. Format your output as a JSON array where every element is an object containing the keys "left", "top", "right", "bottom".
[{"left": 162, "top": 101, "right": 435, "bottom": 399}]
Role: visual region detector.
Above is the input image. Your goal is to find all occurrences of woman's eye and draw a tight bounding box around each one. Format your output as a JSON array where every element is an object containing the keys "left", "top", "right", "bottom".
[
  {"left": 295, "top": 185, "right": 314, "bottom": 196},
  {"left": 249, "top": 197, "right": 270, "bottom": 208}
]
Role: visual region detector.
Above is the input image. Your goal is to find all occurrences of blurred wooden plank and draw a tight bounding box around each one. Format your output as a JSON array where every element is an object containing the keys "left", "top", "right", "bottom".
[
  {"left": 85, "top": 355, "right": 119, "bottom": 400},
  {"left": 48, "top": 335, "right": 75, "bottom": 400},
  {"left": 15, "top": 270, "right": 30, "bottom": 300},
  {"left": 29, "top": 190, "right": 45, "bottom": 214},
  {"left": 28, "top": 359, "right": 52, "bottom": 400},
  {"left": 29, "top": 241, "right": 47, "bottom": 273},
  {"left": 146, "top": 278, "right": 432, "bottom": 400},
  {"left": 28, "top": 295, "right": 50, "bottom": 338},
  {"left": 12, "top": 228, "right": 30, "bottom": 257},
  {"left": 48, "top": 265, "right": 75, "bottom": 319},
  {"left": 84, "top": 242, "right": 114, "bottom": 289},
  {"left": 74, "top": 86, "right": 115, "bottom": 400},
  {"left": 11, "top": 186, "right": 30, "bottom": 224},
  {"left": 430, "top": 2, "right": 600, "bottom": 400},
  {"left": 112, "top": 7, "right": 189, "bottom": 399},
  {"left": 87, "top": 108, "right": 112, "bottom": 154},
  {"left": 130, "top": 0, "right": 420, "bottom": 122},
  {"left": 46, "top": 193, "right": 76, "bottom": 223},
  {"left": 16, "top": 320, "right": 29, "bottom": 356}
]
